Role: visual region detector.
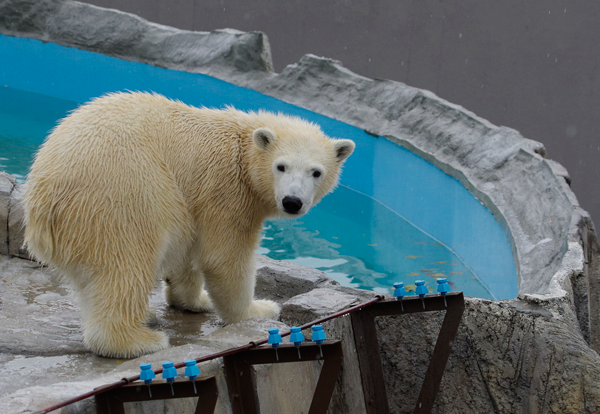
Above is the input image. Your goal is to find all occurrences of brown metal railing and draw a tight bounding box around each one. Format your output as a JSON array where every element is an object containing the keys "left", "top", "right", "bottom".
[{"left": 32, "top": 292, "right": 465, "bottom": 414}]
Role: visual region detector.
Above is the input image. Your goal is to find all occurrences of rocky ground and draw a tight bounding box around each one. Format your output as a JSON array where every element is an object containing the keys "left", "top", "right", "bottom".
[{"left": 2, "top": 252, "right": 600, "bottom": 413}]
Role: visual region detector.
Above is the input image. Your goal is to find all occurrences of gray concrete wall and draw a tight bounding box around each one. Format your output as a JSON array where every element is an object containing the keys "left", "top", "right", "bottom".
[{"left": 81, "top": 0, "right": 600, "bottom": 226}]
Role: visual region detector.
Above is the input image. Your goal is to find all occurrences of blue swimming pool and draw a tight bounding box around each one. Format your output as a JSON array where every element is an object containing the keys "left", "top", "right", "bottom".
[{"left": 0, "top": 34, "right": 518, "bottom": 299}]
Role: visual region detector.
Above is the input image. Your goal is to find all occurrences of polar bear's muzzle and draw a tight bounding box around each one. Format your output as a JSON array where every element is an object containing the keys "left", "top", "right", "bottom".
[{"left": 282, "top": 196, "right": 303, "bottom": 215}]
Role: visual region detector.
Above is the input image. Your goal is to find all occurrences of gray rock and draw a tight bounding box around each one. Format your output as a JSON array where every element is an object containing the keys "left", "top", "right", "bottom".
[
  {"left": 279, "top": 280, "right": 600, "bottom": 414},
  {"left": 254, "top": 254, "right": 337, "bottom": 303},
  {"left": 0, "top": 0, "right": 274, "bottom": 79},
  {"left": 0, "top": 174, "right": 28, "bottom": 259},
  {"left": 430, "top": 297, "right": 600, "bottom": 413},
  {"left": 281, "top": 287, "right": 370, "bottom": 323},
  {"left": 0, "top": 172, "right": 15, "bottom": 255},
  {"left": 7, "top": 182, "right": 27, "bottom": 258}
]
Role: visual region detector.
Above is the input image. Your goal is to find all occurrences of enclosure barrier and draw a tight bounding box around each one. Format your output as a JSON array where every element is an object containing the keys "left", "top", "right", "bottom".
[{"left": 32, "top": 291, "right": 465, "bottom": 414}]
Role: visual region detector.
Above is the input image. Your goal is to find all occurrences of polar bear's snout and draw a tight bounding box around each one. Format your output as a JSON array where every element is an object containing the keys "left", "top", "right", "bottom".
[
  {"left": 274, "top": 165, "right": 317, "bottom": 216},
  {"left": 282, "top": 195, "right": 303, "bottom": 214}
]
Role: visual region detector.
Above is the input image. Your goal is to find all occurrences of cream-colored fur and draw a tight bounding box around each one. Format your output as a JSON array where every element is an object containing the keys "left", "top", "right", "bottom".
[{"left": 23, "top": 92, "right": 354, "bottom": 358}]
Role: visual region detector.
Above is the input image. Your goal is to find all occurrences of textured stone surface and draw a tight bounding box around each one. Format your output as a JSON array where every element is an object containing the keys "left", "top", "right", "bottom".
[
  {"left": 281, "top": 287, "right": 372, "bottom": 322},
  {"left": 7, "top": 182, "right": 27, "bottom": 258},
  {"left": 279, "top": 274, "right": 600, "bottom": 414},
  {"left": 0, "top": 172, "right": 16, "bottom": 256},
  {"left": 0, "top": 0, "right": 274, "bottom": 79},
  {"left": 0, "top": 173, "right": 28, "bottom": 259},
  {"left": 254, "top": 254, "right": 337, "bottom": 303}
]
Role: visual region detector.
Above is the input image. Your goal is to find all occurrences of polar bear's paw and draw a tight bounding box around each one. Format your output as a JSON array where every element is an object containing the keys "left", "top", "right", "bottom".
[
  {"left": 85, "top": 326, "right": 169, "bottom": 359},
  {"left": 165, "top": 286, "right": 214, "bottom": 313},
  {"left": 247, "top": 299, "right": 281, "bottom": 320},
  {"left": 181, "top": 290, "right": 214, "bottom": 313},
  {"left": 144, "top": 308, "right": 158, "bottom": 326}
]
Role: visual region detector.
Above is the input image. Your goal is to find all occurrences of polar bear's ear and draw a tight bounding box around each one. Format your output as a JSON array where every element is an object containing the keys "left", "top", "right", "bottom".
[
  {"left": 253, "top": 128, "right": 277, "bottom": 150},
  {"left": 334, "top": 139, "right": 355, "bottom": 162}
]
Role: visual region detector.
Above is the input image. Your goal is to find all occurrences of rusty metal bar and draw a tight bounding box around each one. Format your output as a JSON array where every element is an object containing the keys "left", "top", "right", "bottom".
[
  {"left": 414, "top": 302, "right": 465, "bottom": 413},
  {"left": 366, "top": 291, "right": 465, "bottom": 317},
  {"left": 352, "top": 292, "right": 465, "bottom": 414},
  {"left": 224, "top": 340, "right": 343, "bottom": 414},
  {"left": 351, "top": 309, "right": 389, "bottom": 413},
  {"left": 95, "top": 376, "right": 218, "bottom": 414}
]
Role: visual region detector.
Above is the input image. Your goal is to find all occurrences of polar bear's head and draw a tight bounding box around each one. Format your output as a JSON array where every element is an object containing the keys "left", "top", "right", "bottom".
[{"left": 253, "top": 125, "right": 355, "bottom": 217}]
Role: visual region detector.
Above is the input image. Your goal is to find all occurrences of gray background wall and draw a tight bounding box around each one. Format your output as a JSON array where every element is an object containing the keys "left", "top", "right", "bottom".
[{"left": 82, "top": 0, "right": 600, "bottom": 225}]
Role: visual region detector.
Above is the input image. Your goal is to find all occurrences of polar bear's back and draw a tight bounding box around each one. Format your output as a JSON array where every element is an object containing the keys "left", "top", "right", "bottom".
[{"left": 23, "top": 93, "right": 193, "bottom": 267}]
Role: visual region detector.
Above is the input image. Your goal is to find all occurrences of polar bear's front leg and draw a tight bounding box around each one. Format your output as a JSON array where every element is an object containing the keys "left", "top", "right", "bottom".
[{"left": 198, "top": 235, "right": 280, "bottom": 324}]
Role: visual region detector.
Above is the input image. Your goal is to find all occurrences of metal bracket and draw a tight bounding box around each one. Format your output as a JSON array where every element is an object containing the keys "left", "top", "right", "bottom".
[
  {"left": 94, "top": 376, "right": 219, "bottom": 414},
  {"left": 351, "top": 292, "right": 465, "bottom": 414},
  {"left": 224, "top": 340, "right": 343, "bottom": 414}
]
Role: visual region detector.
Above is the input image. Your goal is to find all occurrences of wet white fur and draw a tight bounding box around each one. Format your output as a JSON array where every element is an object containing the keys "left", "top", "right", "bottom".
[{"left": 23, "top": 92, "right": 354, "bottom": 358}]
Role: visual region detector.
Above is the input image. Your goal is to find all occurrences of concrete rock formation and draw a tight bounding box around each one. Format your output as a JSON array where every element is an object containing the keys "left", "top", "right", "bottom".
[
  {"left": 1, "top": 0, "right": 600, "bottom": 412},
  {"left": 0, "top": 172, "right": 27, "bottom": 259},
  {"left": 0, "top": 0, "right": 274, "bottom": 77}
]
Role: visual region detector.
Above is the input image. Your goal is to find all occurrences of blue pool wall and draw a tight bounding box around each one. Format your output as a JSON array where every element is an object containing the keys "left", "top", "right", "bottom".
[{"left": 0, "top": 34, "right": 518, "bottom": 299}]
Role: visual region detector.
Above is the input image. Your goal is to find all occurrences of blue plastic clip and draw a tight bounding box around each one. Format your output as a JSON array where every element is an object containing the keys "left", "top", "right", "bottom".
[
  {"left": 312, "top": 325, "right": 327, "bottom": 357},
  {"left": 437, "top": 278, "right": 450, "bottom": 307},
  {"left": 311, "top": 325, "right": 326, "bottom": 344},
  {"left": 415, "top": 280, "right": 428, "bottom": 297},
  {"left": 184, "top": 359, "right": 200, "bottom": 380},
  {"left": 415, "top": 280, "right": 428, "bottom": 308},
  {"left": 140, "top": 363, "right": 155, "bottom": 384},
  {"left": 140, "top": 363, "right": 155, "bottom": 398},
  {"left": 394, "top": 282, "right": 408, "bottom": 311},
  {"left": 268, "top": 328, "right": 283, "bottom": 360},
  {"left": 290, "top": 326, "right": 305, "bottom": 358},
  {"left": 393, "top": 282, "right": 407, "bottom": 300},
  {"left": 290, "top": 326, "right": 305, "bottom": 346},
  {"left": 184, "top": 359, "right": 200, "bottom": 394},
  {"left": 162, "top": 361, "right": 178, "bottom": 396},
  {"left": 268, "top": 328, "right": 283, "bottom": 347}
]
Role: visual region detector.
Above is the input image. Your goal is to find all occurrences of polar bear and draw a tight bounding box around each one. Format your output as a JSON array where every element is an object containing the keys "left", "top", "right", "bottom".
[{"left": 23, "top": 92, "right": 354, "bottom": 358}]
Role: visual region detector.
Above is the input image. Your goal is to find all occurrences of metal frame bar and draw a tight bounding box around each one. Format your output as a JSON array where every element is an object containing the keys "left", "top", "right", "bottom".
[
  {"left": 224, "top": 340, "right": 343, "bottom": 414},
  {"left": 351, "top": 292, "right": 465, "bottom": 414},
  {"left": 94, "top": 376, "right": 219, "bottom": 414}
]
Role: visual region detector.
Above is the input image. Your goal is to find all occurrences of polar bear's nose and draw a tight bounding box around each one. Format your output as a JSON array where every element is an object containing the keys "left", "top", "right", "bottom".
[{"left": 282, "top": 196, "right": 303, "bottom": 214}]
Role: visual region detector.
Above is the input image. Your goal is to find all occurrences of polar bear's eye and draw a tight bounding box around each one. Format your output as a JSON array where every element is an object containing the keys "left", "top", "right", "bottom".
[
  {"left": 277, "top": 165, "right": 285, "bottom": 172},
  {"left": 313, "top": 171, "right": 322, "bottom": 178}
]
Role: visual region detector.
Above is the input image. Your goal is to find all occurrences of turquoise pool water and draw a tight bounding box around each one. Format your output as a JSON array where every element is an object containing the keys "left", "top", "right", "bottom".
[{"left": 0, "top": 34, "right": 519, "bottom": 299}]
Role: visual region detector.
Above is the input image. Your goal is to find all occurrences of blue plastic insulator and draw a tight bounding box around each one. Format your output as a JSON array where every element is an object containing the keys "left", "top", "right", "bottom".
[
  {"left": 268, "top": 328, "right": 283, "bottom": 348},
  {"left": 437, "top": 278, "right": 450, "bottom": 295},
  {"left": 184, "top": 359, "right": 200, "bottom": 380},
  {"left": 415, "top": 280, "right": 428, "bottom": 298},
  {"left": 393, "top": 282, "right": 407, "bottom": 300},
  {"left": 162, "top": 361, "right": 178, "bottom": 383},
  {"left": 140, "top": 363, "right": 155, "bottom": 384},
  {"left": 290, "top": 326, "right": 305, "bottom": 346},
  {"left": 311, "top": 325, "right": 327, "bottom": 344}
]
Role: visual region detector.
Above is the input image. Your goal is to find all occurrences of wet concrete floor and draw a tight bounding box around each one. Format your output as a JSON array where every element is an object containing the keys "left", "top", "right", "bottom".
[{"left": 0, "top": 254, "right": 223, "bottom": 398}]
